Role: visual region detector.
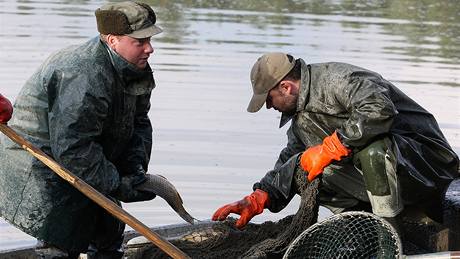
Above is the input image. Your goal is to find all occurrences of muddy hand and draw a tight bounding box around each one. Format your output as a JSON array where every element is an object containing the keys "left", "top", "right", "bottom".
[
  {"left": 0, "top": 94, "right": 13, "bottom": 124},
  {"left": 137, "top": 174, "right": 198, "bottom": 224}
]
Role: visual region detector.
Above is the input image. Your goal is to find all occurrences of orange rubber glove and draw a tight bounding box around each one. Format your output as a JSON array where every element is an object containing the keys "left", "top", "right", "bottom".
[
  {"left": 0, "top": 94, "right": 13, "bottom": 124},
  {"left": 212, "top": 189, "right": 269, "bottom": 229},
  {"left": 300, "top": 131, "right": 351, "bottom": 182}
]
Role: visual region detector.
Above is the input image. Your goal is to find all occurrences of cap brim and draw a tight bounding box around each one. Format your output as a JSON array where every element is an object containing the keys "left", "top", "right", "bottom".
[
  {"left": 127, "top": 24, "right": 163, "bottom": 39},
  {"left": 247, "top": 92, "right": 268, "bottom": 113}
]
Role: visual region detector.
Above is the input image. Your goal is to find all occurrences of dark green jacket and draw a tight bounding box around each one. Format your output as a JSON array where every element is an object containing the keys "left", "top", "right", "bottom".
[
  {"left": 0, "top": 37, "right": 155, "bottom": 251},
  {"left": 254, "top": 59, "right": 459, "bottom": 215}
]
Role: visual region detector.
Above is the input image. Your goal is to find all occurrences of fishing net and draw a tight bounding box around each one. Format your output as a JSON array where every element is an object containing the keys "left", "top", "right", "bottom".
[
  {"left": 126, "top": 169, "right": 321, "bottom": 259},
  {"left": 125, "top": 166, "right": 434, "bottom": 259},
  {"left": 283, "top": 211, "right": 402, "bottom": 259},
  {"left": 241, "top": 174, "right": 320, "bottom": 258}
]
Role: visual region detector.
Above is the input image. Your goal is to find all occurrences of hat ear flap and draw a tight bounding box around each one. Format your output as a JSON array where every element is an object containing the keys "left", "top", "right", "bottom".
[
  {"left": 95, "top": 9, "right": 132, "bottom": 35},
  {"left": 135, "top": 2, "right": 157, "bottom": 24}
]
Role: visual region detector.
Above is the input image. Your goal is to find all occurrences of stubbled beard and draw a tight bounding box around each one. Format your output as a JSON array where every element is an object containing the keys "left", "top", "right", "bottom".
[{"left": 283, "top": 96, "right": 297, "bottom": 115}]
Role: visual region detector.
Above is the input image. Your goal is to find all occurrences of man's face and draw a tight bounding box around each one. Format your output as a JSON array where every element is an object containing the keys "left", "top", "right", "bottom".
[
  {"left": 110, "top": 35, "right": 154, "bottom": 69},
  {"left": 265, "top": 83, "right": 297, "bottom": 115}
]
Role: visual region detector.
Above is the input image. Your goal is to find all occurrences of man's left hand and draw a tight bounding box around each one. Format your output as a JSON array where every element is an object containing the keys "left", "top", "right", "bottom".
[{"left": 300, "top": 131, "right": 351, "bottom": 181}]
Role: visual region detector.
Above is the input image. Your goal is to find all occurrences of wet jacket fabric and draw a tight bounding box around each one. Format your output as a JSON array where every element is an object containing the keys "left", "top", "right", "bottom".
[
  {"left": 0, "top": 37, "right": 155, "bottom": 251},
  {"left": 254, "top": 59, "right": 459, "bottom": 218}
]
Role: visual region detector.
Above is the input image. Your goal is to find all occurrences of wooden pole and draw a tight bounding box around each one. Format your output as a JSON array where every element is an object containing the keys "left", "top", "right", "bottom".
[{"left": 0, "top": 123, "right": 190, "bottom": 259}]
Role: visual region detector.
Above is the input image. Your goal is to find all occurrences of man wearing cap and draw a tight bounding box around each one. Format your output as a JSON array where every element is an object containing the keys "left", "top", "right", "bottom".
[
  {"left": 0, "top": 1, "right": 162, "bottom": 258},
  {"left": 213, "top": 53, "right": 459, "bottom": 234}
]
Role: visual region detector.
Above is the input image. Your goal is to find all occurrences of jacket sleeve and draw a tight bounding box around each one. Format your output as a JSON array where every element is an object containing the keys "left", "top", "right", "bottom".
[
  {"left": 336, "top": 72, "right": 398, "bottom": 148},
  {"left": 274, "top": 125, "right": 306, "bottom": 169},
  {"left": 253, "top": 154, "right": 302, "bottom": 213},
  {"left": 254, "top": 124, "right": 306, "bottom": 212},
  {"left": 47, "top": 70, "right": 120, "bottom": 195},
  {"left": 117, "top": 93, "right": 153, "bottom": 174}
]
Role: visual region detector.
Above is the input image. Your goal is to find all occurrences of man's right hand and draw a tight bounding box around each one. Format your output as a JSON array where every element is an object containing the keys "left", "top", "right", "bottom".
[
  {"left": 113, "top": 166, "right": 156, "bottom": 202},
  {"left": 0, "top": 94, "right": 13, "bottom": 124},
  {"left": 212, "top": 189, "right": 269, "bottom": 229}
]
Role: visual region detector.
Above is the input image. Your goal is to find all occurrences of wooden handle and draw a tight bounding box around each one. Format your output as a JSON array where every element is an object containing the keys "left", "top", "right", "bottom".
[{"left": 0, "top": 123, "right": 190, "bottom": 259}]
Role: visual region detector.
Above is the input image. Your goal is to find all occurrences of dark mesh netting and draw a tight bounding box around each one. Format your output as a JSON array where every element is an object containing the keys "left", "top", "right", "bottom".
[
  {"left": 126, "top": 177, "right": 321, "bottom": 259},
  {"left": 124, "top": 169, "right": 438, "bottom": 259},
  {"left": 283, "top": 211, "right": 402, "bottom": 259},
  {"left": 241, "top": 177, "right": 320, "bottom": 258}
]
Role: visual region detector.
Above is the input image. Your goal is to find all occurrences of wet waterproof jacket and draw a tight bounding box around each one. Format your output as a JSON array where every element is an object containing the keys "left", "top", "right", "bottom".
[
  {"left": 254, "top": 59, "right": 459, "bottom": 218},
  {"left": 0, "top": 37, "right": 155, "bottom": 251}
]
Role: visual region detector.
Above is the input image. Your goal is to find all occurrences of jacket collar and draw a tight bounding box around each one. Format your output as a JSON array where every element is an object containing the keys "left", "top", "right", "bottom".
[
  {"left": 103, "top": 40, "right": 155, "bottom": 95},
  {"left": 279, "top": 58, "right": 310, "bottom": 128}
]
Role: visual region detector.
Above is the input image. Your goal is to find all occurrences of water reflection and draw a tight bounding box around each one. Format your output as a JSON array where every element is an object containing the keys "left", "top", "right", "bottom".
[
  {"left": 3, "top": 0, "right": 459, "bottom": 66},
  {"left": 145, "top": 0, "right": 460, "bottom": 64}
]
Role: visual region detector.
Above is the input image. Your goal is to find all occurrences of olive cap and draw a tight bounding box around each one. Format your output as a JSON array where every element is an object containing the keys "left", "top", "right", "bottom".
[
  {"left": 95, "top": 1, "right": 162, "bottom": 39},
  {"left": 247, "top": 52, "right": 296, "bottom": 112}
]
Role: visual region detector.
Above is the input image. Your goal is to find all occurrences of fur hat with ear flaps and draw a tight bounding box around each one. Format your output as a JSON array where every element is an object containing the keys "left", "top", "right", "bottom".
[{"left": 95, "top": 1, "right": 162, "bottom": 38}]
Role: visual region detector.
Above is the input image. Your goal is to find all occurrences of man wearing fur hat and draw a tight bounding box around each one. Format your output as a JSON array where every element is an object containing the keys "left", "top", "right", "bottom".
[
  {"left": 213, "top": 53, "right": 459, "bottom": 239},
  {"left": 0, "top": 1, "right": 162, "bottom": 258}
]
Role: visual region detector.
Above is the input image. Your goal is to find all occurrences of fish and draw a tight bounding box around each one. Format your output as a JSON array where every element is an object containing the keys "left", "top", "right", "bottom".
[{"left": 136, "top": 174, "right": 198, "bottom": 225}]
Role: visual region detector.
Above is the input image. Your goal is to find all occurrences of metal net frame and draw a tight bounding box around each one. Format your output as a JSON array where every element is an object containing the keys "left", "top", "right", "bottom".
[{"left": 283, "top": 211, "right": 402, "bottom": 259}]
